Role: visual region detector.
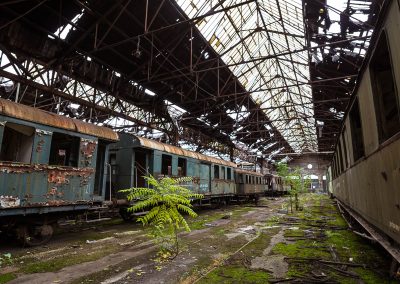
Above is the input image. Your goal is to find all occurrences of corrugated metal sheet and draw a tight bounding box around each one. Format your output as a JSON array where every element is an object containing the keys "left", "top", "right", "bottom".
[
  {"left": 134, "top": 136, "right": 237, "bottom": 167},
  {"left": 0, "top": 98, "right": 119, "bottom": 141}
]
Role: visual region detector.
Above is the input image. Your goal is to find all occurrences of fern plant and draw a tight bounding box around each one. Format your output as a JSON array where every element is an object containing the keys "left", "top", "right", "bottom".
[{"left": 120, "top": 175, "right": 203, "bottom": 257}]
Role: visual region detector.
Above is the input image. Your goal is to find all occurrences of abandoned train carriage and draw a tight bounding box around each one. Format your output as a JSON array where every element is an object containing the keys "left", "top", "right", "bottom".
[
  {"left": 109, "top": 132, "right": 238, "bottom": 200},
  {"left": 235, "top": 168, "right": 265, "bottom": 196},
  {"left": 0, "top": 98, "right": 119, "bottom": 245},
  {"left": 264, "top": 173, "right": 288, "bottom": 195},
  {"left": 329, "top": 0, "right": 400, "bottom": 248}
]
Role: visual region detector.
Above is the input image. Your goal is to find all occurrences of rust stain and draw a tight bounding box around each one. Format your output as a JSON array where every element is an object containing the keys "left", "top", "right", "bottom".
[
  {"left": 36, "top": 139, "right": 45, "bottom": 153},
  {"left": 48, "top": 170, "right": 70, "bottom": 184},
  {"left": 80, "top": 139, "right": 97, "bottom": 167}
]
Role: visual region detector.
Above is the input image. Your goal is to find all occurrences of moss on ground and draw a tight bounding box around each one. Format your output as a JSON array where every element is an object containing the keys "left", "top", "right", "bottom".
[
  {"left": 0, "top": 273, "right": 16, "bottom": 284},
  {"left": 270, "top": 194, "right": 393, "bottom": 283},
  {"left": 273, "top": 240, "right": 330, "bottom": 259},
  {"left": 197, "top": 265, "right": 270, "bottom": 284}
]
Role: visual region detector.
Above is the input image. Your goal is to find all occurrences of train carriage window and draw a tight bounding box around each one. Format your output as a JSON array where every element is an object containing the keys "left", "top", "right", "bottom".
[
  {"left": 49, "top": 132, "right": 80, "bottom": 167},
  {"left": 214, "top": 165, "right": 219, "bottom": 179},
  {"left": 227, "top": 168, "right": 232, "bottom": 180},
  {"left": 338, "top": 141, "right": 344, "bottom": 174},
  {"left": 238, "top": 173, "right": 244, "bottom": 183},
  {"left": 221, "top": 166, "right": 226, "bottom": 179},
  {"left": 342, "top": 132, "right": 349, "bottom": 169},
  {"left": 246, "top": 175, "right": 249, "bottom": 184},
  {"left": 334, "top": 154, "right": 338, "bottom": 177},
  {"left": 349, "top": 99, "right": 365, "bottom": 162},
  {"left": 178, "top": 158, "right": 187, "bottom": 176},
  {"left": 0, "top": 122, "right": 34, "bottom": 163},
  {"left": 251, "top": 176, "right": 255, "bottom": 184},
  {"left": 370, "top": 31, "right": 400, "bottom": 143},
  {"left": 161, "top": 154, "right": 172, "bottom": 176}
]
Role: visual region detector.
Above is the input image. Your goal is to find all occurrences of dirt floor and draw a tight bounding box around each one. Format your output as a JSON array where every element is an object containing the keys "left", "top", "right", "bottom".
[{"left": 0, "top": 194, "right": 398, "bottom": 284}]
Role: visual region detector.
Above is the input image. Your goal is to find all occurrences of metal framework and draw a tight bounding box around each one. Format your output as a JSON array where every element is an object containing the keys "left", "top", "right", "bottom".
[{"left": 0, "top": 0, "right": 383, "bottom": 163}]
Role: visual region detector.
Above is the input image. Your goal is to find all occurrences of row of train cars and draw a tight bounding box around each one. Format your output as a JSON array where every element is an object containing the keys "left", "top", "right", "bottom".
[{"left": 0, "top": 98, "right": 287, "bottom": 245}]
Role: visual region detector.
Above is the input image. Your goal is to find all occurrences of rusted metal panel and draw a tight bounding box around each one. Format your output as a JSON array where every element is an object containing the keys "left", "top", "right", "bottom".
[
  {"left": 0, "top": 162, "right": 95, "bottom": 208},
  {"left": 32, "top": 129, "right": 52, "bottom": 164},
  {"left": 0, "top": 98, "right": 118, "bottom": 141},
  {"left": 134, "top": 136, "right": 236, "bottom": 167},
  {"left": 79, "top": 138, "right": 97, "bottom": 168}
]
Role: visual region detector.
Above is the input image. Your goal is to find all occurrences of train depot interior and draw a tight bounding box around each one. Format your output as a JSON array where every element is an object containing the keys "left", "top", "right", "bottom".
[{"left": 0, "top": 0, "right": 399, "bottom": 283}]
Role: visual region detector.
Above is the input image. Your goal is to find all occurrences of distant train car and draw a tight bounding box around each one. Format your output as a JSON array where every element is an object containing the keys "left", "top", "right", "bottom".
[
  {"left": 0, "top": 98, "right": 119, "bottom": 245},
  {"left": 330, "top": 0, "right": 400, "bottom": 248},
  {"left": 235, "top": 168, "right": 265, "bottom": 197},
  {"left": 109, "top": 133, "right": 237, "bottom": 201},
  {"left": 264, "top": 174, "right": 288, "bottom": 195}
]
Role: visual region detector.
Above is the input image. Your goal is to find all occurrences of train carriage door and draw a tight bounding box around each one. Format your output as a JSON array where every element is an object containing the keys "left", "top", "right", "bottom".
[
  {"left": 200, "top": 163, "right": 211, "bottom": 193},
  {"left": 134, "top": 151, "right": 147, "bottom": 187}
]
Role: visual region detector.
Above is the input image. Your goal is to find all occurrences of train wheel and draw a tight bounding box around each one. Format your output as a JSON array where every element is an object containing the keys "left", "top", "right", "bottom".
[{"left": 17, "top": 224, "right": 54, "bottom": 246}]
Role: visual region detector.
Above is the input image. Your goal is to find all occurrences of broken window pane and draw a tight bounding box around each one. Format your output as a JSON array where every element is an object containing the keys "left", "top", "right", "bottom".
[
  {"left": 49, "top": 132, "right": 80, "bottom": 167},
  {"left": 178, "top": 157, "right": 187, "bottom": 176},
  {"left": 161, "top": 154, "right": 172, "bottom": 176},
  {"left": 349, "top": 99, "right": 365, "bottom": 162},
  {"left": 0, "top": 122, "right": 35, "bottom": 163},
  {"left": 214, "top": 165, "right": 219, "bottom": 179},
  {"left": 227, "top": 167, "right": 232, "bottom": 180}
]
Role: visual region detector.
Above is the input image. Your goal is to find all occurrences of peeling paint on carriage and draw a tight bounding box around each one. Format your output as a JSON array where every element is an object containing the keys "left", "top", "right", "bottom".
[
  {"left": 0, "top": 195, "right": 20, "bottom": 208},
  {"left": 80, "top": 139, "right": 98, "bottom": 167}
]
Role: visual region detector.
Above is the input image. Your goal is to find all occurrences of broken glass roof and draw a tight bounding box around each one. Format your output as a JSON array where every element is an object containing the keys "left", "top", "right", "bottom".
[{"left": 176, "top": 0, "right": 317, "bottom": 153}]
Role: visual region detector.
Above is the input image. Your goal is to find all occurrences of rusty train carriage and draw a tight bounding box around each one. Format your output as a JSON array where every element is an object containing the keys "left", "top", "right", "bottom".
[
  {"left": 328, "top": 0, "right": 400, "bottom": 257},
  {"left": 0, "top": 98, "right": 118, "bottom": 245},
  {"left": 235, "top": 169, "right": 265, "bottom": 196},
  {"left": 264, "top": 174, "right": 289, "bottom": 195},
  {"left": 110, "top": 133, "right": 259, "bottom": 200},
  {"left": 110, "top": 133, "right": 269, "bottom": 220}
]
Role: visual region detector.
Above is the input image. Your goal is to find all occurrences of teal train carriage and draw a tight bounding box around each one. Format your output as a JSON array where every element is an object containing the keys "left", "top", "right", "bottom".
[
  {"left": 0, "top": 98, "right": 119, "bottom": 245},
  {"left": 109, "top": 133, "right": 238, "bottom": 217}
]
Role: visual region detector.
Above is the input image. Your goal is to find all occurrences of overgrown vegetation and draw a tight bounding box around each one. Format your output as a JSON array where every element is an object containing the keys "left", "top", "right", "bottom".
[
  {"left": 271, "top": 194, "right": 391, "bottom": 283},
  {"left": 0, "top": 273, "right": 16, "bottom": 284},
  {"left": 0, "top": 254, "right": 12, "bottom": 268},
  {"left": 121, "top": 175, "right": 203, "bottom": 258},
  {"left": 276, "top": 162, "right": 311, "bottom": 213}
]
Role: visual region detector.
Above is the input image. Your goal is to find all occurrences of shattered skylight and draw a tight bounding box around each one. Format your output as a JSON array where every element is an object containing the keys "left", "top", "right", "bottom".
[{"left": 176, "top": 0, "right": 317, "bottom": 152}]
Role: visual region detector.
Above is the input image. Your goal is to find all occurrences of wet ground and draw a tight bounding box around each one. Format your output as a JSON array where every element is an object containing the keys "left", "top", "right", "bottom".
[{"left": 0, "top": 194, "right": 398, "bottom": 284}]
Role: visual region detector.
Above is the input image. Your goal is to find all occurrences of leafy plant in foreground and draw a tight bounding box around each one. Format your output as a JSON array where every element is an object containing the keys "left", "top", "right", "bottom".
[{"left": 120, "top": 175, "right": 203, "bottom": 258}]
